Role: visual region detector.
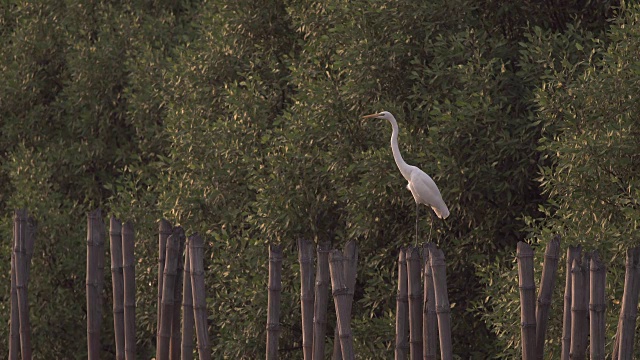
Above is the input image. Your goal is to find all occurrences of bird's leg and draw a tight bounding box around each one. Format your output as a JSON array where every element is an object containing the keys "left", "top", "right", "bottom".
[{"left": 415, "top": 202, "right": 419, "bottom": 248}]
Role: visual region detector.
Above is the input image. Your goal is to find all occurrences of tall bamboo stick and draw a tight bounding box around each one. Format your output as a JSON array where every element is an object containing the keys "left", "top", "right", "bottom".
[
  {"left": 312, "top": 242, "right": 331, "bottom": 360},
  {"left": 589, "top": 252, "right": 606, "bottom": 360},
  {"left": 516, "top": 242, "right": 536, "bottom": 360},
  {"left": 615, "top": 247, "right": 640, "bottom": 360},
  {"left": 110, "top": 217, "right": 125, "bottom": 360},
  {"left": 266, "top": 244, "right": 283, "bottom": 360},
  {"left": 169, "top": 234, "right": 186, "bottom": 360},
  {"left": 535, "top": 236, "right": 560, "bottom": 360},
  {"left": 157, "top": 227, "right": 182, "bottom": 360},
  {"left": 190, "top": 233, "right": 211, "bottom": 360},
  {"left": 9, "top": 250, "right": 19, "bottom": 360},
  {"left": 406, "top": 247, "right": 423, "bottom": 360},
  {"left": 86, "top": 209, "right": 105, "bottom": 360},
  {"left": 430, "top": 247, "right": 452, "bottom": 360},
  {"left": 122, "top": 222, "right": 136, "bottom": 360},
  {"left": 339, "top": 241, "right": 358, "bottom": 359},
  {"left": 395, "top": 249, "right": 409, "bottom": 360},
  {"left": 298, "top": 239, "right": 315, "bottom": 360},
  {"left": 181, "top": 241, "right": 194, "bottom": 360},
  {"left": 14, "top": 210, "right": 30, "bottom": 360},
  {"left": 570, "top": 256, "right": 587, "bottom": 360},
  {"left": 158, "top": 219, "right": 172, "bottom": 347},
  {"left": 329, "top": 250, "right": 355, "bottom": 360},
  {"left": 422, "top": 243, "right": 437, "bottom": 360},
  {"left": 561, "top": 246, "right": 581, "bottom": 360}
]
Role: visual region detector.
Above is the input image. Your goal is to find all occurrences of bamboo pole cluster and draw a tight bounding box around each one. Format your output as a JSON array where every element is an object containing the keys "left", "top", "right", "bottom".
[{"left": 9, "top": 209, "right": 37, "bottom": 360}]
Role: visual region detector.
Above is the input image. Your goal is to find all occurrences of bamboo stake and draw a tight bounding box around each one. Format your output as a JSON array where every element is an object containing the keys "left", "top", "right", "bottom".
[
  {"left": 157, "top": 227, "right": 182, "bottom": 360},
  {"left": 517, "top": 242, "right": 536, "bottom": 360},
  {"left": 14, "top": 210, "right": 31, "bottom": 360},
  {"left": 395, "top": 249, "right": 409, "bottom": 360},
  {"left": 329, "top": 250, "right": 355, "bottom": 360},
  {"left": 298, "top": 239, "right": 315, "bottom": 360},
  {"left": 429, "top": 247, "right": 452, "bottom": 360},
  {"left": 570, "top": 256, "right": 588, "bottom": 360},
  {"left": 406, "top": 247, "right": 423, "bottom": 360},
  {"left": 615, "top": 247, "right": 640, "bottom": 360},
  {"left": 122, "top": 222, "right": 136, "bottom": 360},
  {"left": 9, "top": 250, "right": 19, "bottom": 360},
  {"left": 340, "top": 241, "right": 358, "bottom": 359},
  {"left": 181, "top": 241, "right": 194, "bottom": 360},
  {"left": 266, "top": 244, "right": 283, "bottom": 360},
  {"left": 422, "top": 243, "right": 437, "bottom": 360},
  {"left": 190, "top": 233, "right": 210, "bottom": 360},
  {"left": 110, "top": 217, "right": 125, "bottom": 360},
  {"left": 312, "top": 242, "right": 331, "bottom": 360},
  {"left": 158, "top": 219, "right": 172, "bottom": 347},
  {"left": 170, "top": 234, "right": 186, "bottom": 360},
  {"left": 589, "top": 252, "right": 606, "bottom": 360},
  {"left": 86, "top": 209, "right": 105, "bottom": 360},
  {"left": 535, "top": 236, "right": 560, "bottom": 360},
  {"left": 561, "top": 246, "right": 581, "bottom": 360}
]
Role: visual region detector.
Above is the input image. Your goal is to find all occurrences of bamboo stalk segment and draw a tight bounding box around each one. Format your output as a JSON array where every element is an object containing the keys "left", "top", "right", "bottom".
[
  {"left": 329, "top": 250, "right": 355, "bottom": 360},
  {"left": 312, "top": 241, "right": 331, "bottom": 360},
  {"left": 406, "top": 247, "right": 423, "bottom": 360},
  {"left": 9, "top": 251, "right": 19, "bottom": 360},
  {"left": 157, "top": 227, "right": 182, "bottom": 360},
  {"left": 297, "top": 239, "right": 315, "bottom": 360},
  {"left": 110, "top": 217, "right": 125, "bottom": 360},
  {"left": 169, "top": 234, "right": 186, "bottom": 360},
  {"left": 422, "top": 243, "right": 437, "bottom": 360},
  {"left": 615, "top": 246, "right": 640, "bottom": 360},
  {"left": 429, "top": 247, "right": 452, "bottom": 360},
  {"left": 181, "top": 241, "right": 194, "bottom": 360},
  {"left": 516, "top": 242, "right": 536, "bottom": 360},
  {"left": 189, "top": 233, "right": 210, "bottom": 360},
  {"left": 535, "top": 236, "right": 560, "bottom": 360},
  {"left": 158, "top": 218, "right": 172, "bottom": 344},
  {"left": 561, "top": 245, "right": 581, "bottom": 360},
  {"left": 266, "top": 244, "right": 283, "bottom": 360},
  {"left": 340, "top": 241, "right": 358, "bottom": 359},
  {"left": 570, "top": 256, "right": 587, "bottom": 360},
  {"left": 395, "top": 249, "right": 409, "bottom": 360},
  {"left": 122, "top": 222, "right": 136, "bottom": 360},
  {"left": 86, "top": 209, "right": 105, "bottom": 360},
  {"left": 589, "top": 252, "right": 606, "bottom": 360}
]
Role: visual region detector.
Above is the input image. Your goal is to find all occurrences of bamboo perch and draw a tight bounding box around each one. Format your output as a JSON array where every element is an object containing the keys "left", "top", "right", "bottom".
[
  {"left": 157, "top": 227, "right": 182, "bottom": 360},
  {"left": 422, "top": 243, "right": 437, "bottom": 360},
  {"left": 190, "top": 233, "right": 211, "bottom": 360},
  {"left": 395, "top": 249, "right": 409, "bottom": 360},
  {"left": 535, "top": 236, "right": 560, "bottom": 360},
  {"left": 430, "top": 247, "right": 453, "bottom": 360},
  {"left": 406, "top": 247, "right": 423, "bottom": 360},
  {"left": 614, "top": 247, "right": 640, "bottom": 360},
  {"left": 561, "top": 246, "right": 581, "bottom": 360},
  {"left": 339, "top": 241, "right": 358, "bottom": 359},
  {"left": 329, "top": 250, "right": 355, "bottom": 360},
  {"left": 516, "top": 242, "right": 536, "bottom": 360},
  {"left": 158, "top": 219, "right": 172, "bottom": 347},
  {"left": 181, "top": 241, "right": 194, "bottom": 360},
  {"left": 86, "top": 209, "right": 105, "bottom": 360},
  {"left": 312, "top": 242, "right": 331, "bottom": 360},
  {"left": 266, "top": 244, "right": 283, "bottom": 360},
  {"left": 297, "top": 239, "right": 315, "bottom": 360},
  {"left": 589, "top": 252, "right": 606, "bottom": 360},
  {"left": 570, "top": 256, "right": 587, "bottom": 360},
  {"left": 169, "top": 234, "right": 186, "bottom": 360},
  {"left": 122, "top": 222, "right": 136, "bottom": 360},
  {"left": 9, "top": 251, "right": 19, "bottom": 360},
  {"left": 110, "top": 217, "right": 125, "bottom": 360}
]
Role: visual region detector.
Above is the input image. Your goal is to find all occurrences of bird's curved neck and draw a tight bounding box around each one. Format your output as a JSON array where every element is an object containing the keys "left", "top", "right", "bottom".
[{"left": 388, "top": 116, "right": 412, "bottom": 180}]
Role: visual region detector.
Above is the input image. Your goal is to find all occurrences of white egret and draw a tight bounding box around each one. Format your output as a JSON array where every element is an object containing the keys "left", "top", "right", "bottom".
[{"left": 363, "top": 111, "right": 449, "bottom": 245}]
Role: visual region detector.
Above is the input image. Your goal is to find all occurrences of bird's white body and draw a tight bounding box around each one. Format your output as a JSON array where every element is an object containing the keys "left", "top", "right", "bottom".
[{"left": 364, "top": 111, "right": 449, "bottom": 219}]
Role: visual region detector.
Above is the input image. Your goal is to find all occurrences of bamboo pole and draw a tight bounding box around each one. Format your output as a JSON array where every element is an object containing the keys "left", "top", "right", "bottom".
[
  {"left": 9, "top": 250, "right": 19, "bottom": 360},
  {"left": 429, "top": 247, "right": 452, "bottom": 360},
  {"left": 561, "top": 246, "right": 581, "bottom": 360},
  {"left": 312, "top": 242, "right": 331, "bottom": 360},
  {"left": 614, "top": 247, "right": 640, "bottom": 360},
  {"left": 570, "top": 256, "right": 587, "bottom": 360},
  {"left": 395, "top": 249, "right": 409, "bottom": 360},
  {"left": 190, "top": 233, "right": 210, "bottom": 360},
  {"left": 170, "top": 234, "right": 186, "bottom": 360},
  {"left": 181, "top": 241, "right": 194, "bottom": 360},
  {"left": 158, "top": 219, "right": 172, "bottom": 346},
  {"left": 122, "top": 222, "right": 136, "bottom": 360},
  {"left": 14, "top": 210, "right": 31, "bottom": 360},
  {"left": 422, "top": 243, "right": 437, "bottom": 360},
  {"left": 406, "top": 247, "right": 423, "bottom": 360},
  {"left": 297, "top": 239, "right": 315, "bottom": 360},
  {"left": 266, "top": 244, "right": 283, "bottom": 360},
  {"left": 86, "top": 209, "right": 105, "bottom": 360},
  {"left": 589, "top": 252, "right": 606, "bottom": 360},
  {"left": 157, "top": 227, "right": 182, "bottom": 360},
  {"left": 535, "top": 236, "right": 560, "bottom": 360},
  {"left": 340, "top": 241, "right": 358, "bottom": 359},
  {"left": 110, "top": 217, "right": 125, "bottom": 360},
  {"left": 329, "top": 250, "right": 355, "bottom": 360},
  {"left": 516, "top": 242, "right": 536, "bottom": 360}
]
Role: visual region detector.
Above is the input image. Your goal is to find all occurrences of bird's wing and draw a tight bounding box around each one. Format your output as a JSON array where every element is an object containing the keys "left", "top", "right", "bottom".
[{"left": 410, "top": 169, "right": 450, "bottom": 219}]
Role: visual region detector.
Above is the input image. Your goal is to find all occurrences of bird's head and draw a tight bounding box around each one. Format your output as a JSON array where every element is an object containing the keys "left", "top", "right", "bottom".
[{"left": 362, "top": 111, "right": 394, "bottom": 121}]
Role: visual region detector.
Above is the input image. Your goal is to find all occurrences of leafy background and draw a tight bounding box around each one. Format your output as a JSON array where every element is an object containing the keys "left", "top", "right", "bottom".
[{"left": 0, "top": 0, "right": 638, "bottom": 358}]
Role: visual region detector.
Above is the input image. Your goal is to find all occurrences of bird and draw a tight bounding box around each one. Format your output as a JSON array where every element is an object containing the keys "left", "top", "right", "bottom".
[{"left": 363, "top": 111, "right": 449, "bottom": 246}]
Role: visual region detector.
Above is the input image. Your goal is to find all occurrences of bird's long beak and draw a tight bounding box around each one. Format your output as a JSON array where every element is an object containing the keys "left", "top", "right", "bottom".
[{"left": 362, "top": 113, "right": 381, "bottom": 119}]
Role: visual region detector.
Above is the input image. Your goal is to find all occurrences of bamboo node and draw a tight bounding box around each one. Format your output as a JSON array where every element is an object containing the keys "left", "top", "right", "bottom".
[
  {"left": 520, "top": 322, "right": 536, "bottom": 328},
  {"left": 332, "top": 288, "right": 349, "bottom": 296},
  {"left": 396, "top": 294, "right": 408, "bottom": 301},
  {"left": 408, "top": 294, "right": 422, "bottom": 300},
  {"left": 268, "top": 285, "right": 282, "bottom": 291},
  {"left": 537, "top": 298, "right": 552, "bottom": 306},
  {"left": 435, "top": 305, "right": 450, "bottom": 313},
  {"left": 312, "top": 319, "right": 327, "bottom": 325},
  {"left": 265, "top": 323, "right": 281, "bottom": 331},
  {"left": 518, "top": 285, "right": 536, "bottom": 290},
  {"left": 588, "top": 304, "right": 606, "bottom": 312}
]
